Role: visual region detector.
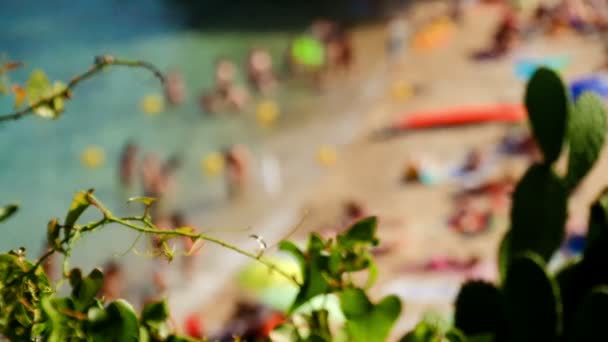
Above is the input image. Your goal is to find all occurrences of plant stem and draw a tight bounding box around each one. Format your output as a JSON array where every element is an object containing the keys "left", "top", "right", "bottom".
[
  {"left": 87, "top": 194, "right": 302, "bottom": 286},
  {"left": 0, "top": 55, "right": 165, "bottom": 122}
]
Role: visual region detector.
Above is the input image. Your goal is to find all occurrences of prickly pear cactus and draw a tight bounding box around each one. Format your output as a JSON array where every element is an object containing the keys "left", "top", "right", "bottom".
[
  {"left": 503, "top": 253, "right": 561, "bottom": 342},
  {"left": 454, "top": 281, "right": 504, "bottom": 338}
]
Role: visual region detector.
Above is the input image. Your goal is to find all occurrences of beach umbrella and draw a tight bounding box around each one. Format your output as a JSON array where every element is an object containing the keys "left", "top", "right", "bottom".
[{"left": 291, "top": 36, "right": 325, "bottom": 68}]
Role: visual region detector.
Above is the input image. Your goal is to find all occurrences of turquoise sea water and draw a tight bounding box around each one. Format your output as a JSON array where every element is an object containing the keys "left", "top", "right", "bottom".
[{"left": 0, "top": 1, "right": 298, "bottom": 259}]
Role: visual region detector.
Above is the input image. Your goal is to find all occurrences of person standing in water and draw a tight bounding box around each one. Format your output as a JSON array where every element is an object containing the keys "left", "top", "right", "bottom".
[
  {"left": 201, "top": 58, "right": 249, "bottom": 114},
  {"left": 246, "top": 48, "right": 278, "bottom": 94},
  {"left": 224, "top": 145, "right": 250, "bottom": 199},
  {"left": 165, "top": 70, "right": 186, "bottom": 106},
  {"left": 119, "top": 141, "right": 138, "bottom": 189}
]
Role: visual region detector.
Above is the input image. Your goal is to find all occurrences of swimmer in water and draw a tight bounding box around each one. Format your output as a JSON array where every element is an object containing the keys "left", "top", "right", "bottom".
[
  {"left": 200, "top": 58, "right": 250, "bottom": 113},
  {"left": 224, "top": 145, "right": 250, "bottom": 199},
  {"left": 170, "top": 212, "right": 199, "bottom": 279},
  {"left": 165, "top": 70, "right": 186, "bottom": 106},
  {"left": 246, "top": 48, "right": 277, "bottom": 94},
  {"left": 100, "top": 261, "right": 123, "bottom": 301},
  {"left": 119, "top": 141, "right": 138, "bottom": 188}
]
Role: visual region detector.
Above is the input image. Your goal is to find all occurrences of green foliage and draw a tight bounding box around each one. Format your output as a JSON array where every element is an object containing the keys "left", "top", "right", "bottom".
[
  {"left": 570, "top": 286, "right": 608, "bottom": 341},
  {"left": 508, "top": 164, "right": 567, "bottom": 262},
  {"left": 65, "top": 190, "right": 93, "bottom": 228},
  {"left": 399, "top": 321, "right": 466, "bottom": 342},
  {"left": 449, "top": 71, "right": 608, "bottom": 342},
  {"left": 524, "top": 67, "right": 569, "bottom": 164},
  {"left": 279, "top": 217, "right": 380, "bottom": 313},
  {"left": 565, "top": 93, "right": 607, "bottom": 190},
  {"left": 503, "top": 253, "right": 561, "bottom": 342},
  {"left": 340, "top": 288, "right": 401, "bottom": 342},
  {"left": 0, "top": 252, "right": 52, "bottom": 341},
  {"left": 25, "top": 69, "right": 66, "bottom": 119},
  {"left": 0, "top": 204, "right": 18, "bottom": 223},
  {"left": 454, "top": 281, "right": 504, "bottom": 337}
]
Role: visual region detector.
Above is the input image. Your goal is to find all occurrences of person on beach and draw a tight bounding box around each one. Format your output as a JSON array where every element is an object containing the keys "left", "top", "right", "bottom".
[
  {"left": 386, "top": 16, "right": 410, "bottom": 63},
  {"left": 473, "top": 9, "right": 520, "bottom": 60},
  {"left": 165, "top": 70, "right": 186, "bottom": 106},
  {"left": 99, "top": 261, "right": 123, "bottom": 301},
  {"left": 246, "top": 48, "right": 277, "bottom": 94},
  {"left": 119, "top": 141, "right": 138, "bottom": 188},
  {"left": 224, "top": 145, "right": 250, "bottom": 199},
  {"left": 448, "top": 197, "right": 494, "bottom": 236},
  {"left": 327, "top": 26, "right": 354, "bottom": 74},
  {"left": 403, "top": 255, "right": 480, "bottom": 273}
]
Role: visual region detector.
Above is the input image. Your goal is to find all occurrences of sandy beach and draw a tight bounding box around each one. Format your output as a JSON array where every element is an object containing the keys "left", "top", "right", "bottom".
[{"left": 170, "top": 2, "right": 608, "bottom": 338}]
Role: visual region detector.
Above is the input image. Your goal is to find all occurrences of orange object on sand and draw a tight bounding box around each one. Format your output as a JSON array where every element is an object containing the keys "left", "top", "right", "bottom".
[
  {"left": 259, "top": 312, "right": 285, "bottom": 338},
  {"left": 184, "top": 313, "right": 204, "bottom": 339},
  {"left": 393, "top": 104, "right": 526, "bottom": 131}
]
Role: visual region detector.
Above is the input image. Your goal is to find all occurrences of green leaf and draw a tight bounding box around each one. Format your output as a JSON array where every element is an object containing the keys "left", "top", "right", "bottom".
[
  {"left": 127, "top": 196, "right": 157, "bottom": 207},
  {"left": 64, "top": 190, "right": 93, "bottom": 228},
  {"left": 281, "top": 234, "right": 331, "bottom": 313},
  {"left": 31, "top": 322, "right": 47, "bottom": 339},
  {"left": 141, "top": 299, "right": 169, "bottom": 322},
  {"left": 0, "top": 203, "right": 18, "bottom": 223},
  {"left": 503, "top": 253, "right": 561, "bottom": 342},
  {"left": 90, "top": 300, "right": 140, "bottom": 342},
  {"left": 365, "top": 257, "right": 378, "bottom": 289},
  {"left": 524, "top": 67, "right": 569, "bottom": 164},
  {"left": 399, "top": 321, "right": 440, "bottom": 342},
  {"left": 497, "top": 231, "right": 510, "bottom": 283},
  {"left": 26, "top": 69, "right": 51, "bottom": 104},
  {"left": 340, "top": 288, "right": 401, "bottom": 342},
  {"left": 454, "top": 280, "right": 504, "bottom": 337},
  {"left": 445, "top": 329, "right": 468, "bottom": 342},
  {"left": 565, "top": 92, "right": 606, "bottom": 190},
  {"left": 570, "top": 286, "right": 608, "bottom": 341},
  {"left": 337, "top": 217, "right": 379, "bottom": 248},
  {"left": 508, "top": 164, "right": 567, "bottom": 262},
  {"left": 70, "top": 268, "right": 104, "bottom": 311},
  {"left": 586, "top": 187, "right": 608, "bottom": 249},
  {"left": 47, "top": 218, "right": 61, "bottom": 250},
  {"left": 307, "top": 309, "right": 332, "bottom": 341},
  {"left": 559, "top": 194, "right": 608, "bottom": 338}
]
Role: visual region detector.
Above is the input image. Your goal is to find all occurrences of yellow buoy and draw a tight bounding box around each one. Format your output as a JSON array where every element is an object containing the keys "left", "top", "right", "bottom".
[
  {"left": 81, "top": 146, "right": 105, "bottom": 169},
  {"left": 256, "top": 100, "right": 280, "bottom": 128},
  {"left": 140, "top": 94, "right": 164, "bottom": 115},
  {"left": 317, "top": 145, "right": 337, "bottom": 167},
  {"left": 391, "top": 81, "right": 413, "bottom": 102},
  {"left": 201, "top": 152, "right": 225, "bottom": 177}
]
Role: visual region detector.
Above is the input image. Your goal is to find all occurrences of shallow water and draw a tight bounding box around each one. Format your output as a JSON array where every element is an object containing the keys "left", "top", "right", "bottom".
[{"left": 0, "top": 1, "right": 299, "bottom": 259}]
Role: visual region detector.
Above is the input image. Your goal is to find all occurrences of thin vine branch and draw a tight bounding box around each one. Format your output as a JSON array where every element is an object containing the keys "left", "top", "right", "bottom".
[
  {"left": 31, "top": 192, "right": 302, "bottom": 287},
  {"left": 0, "top": 55, "right": 165, "bottom": 122}
]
